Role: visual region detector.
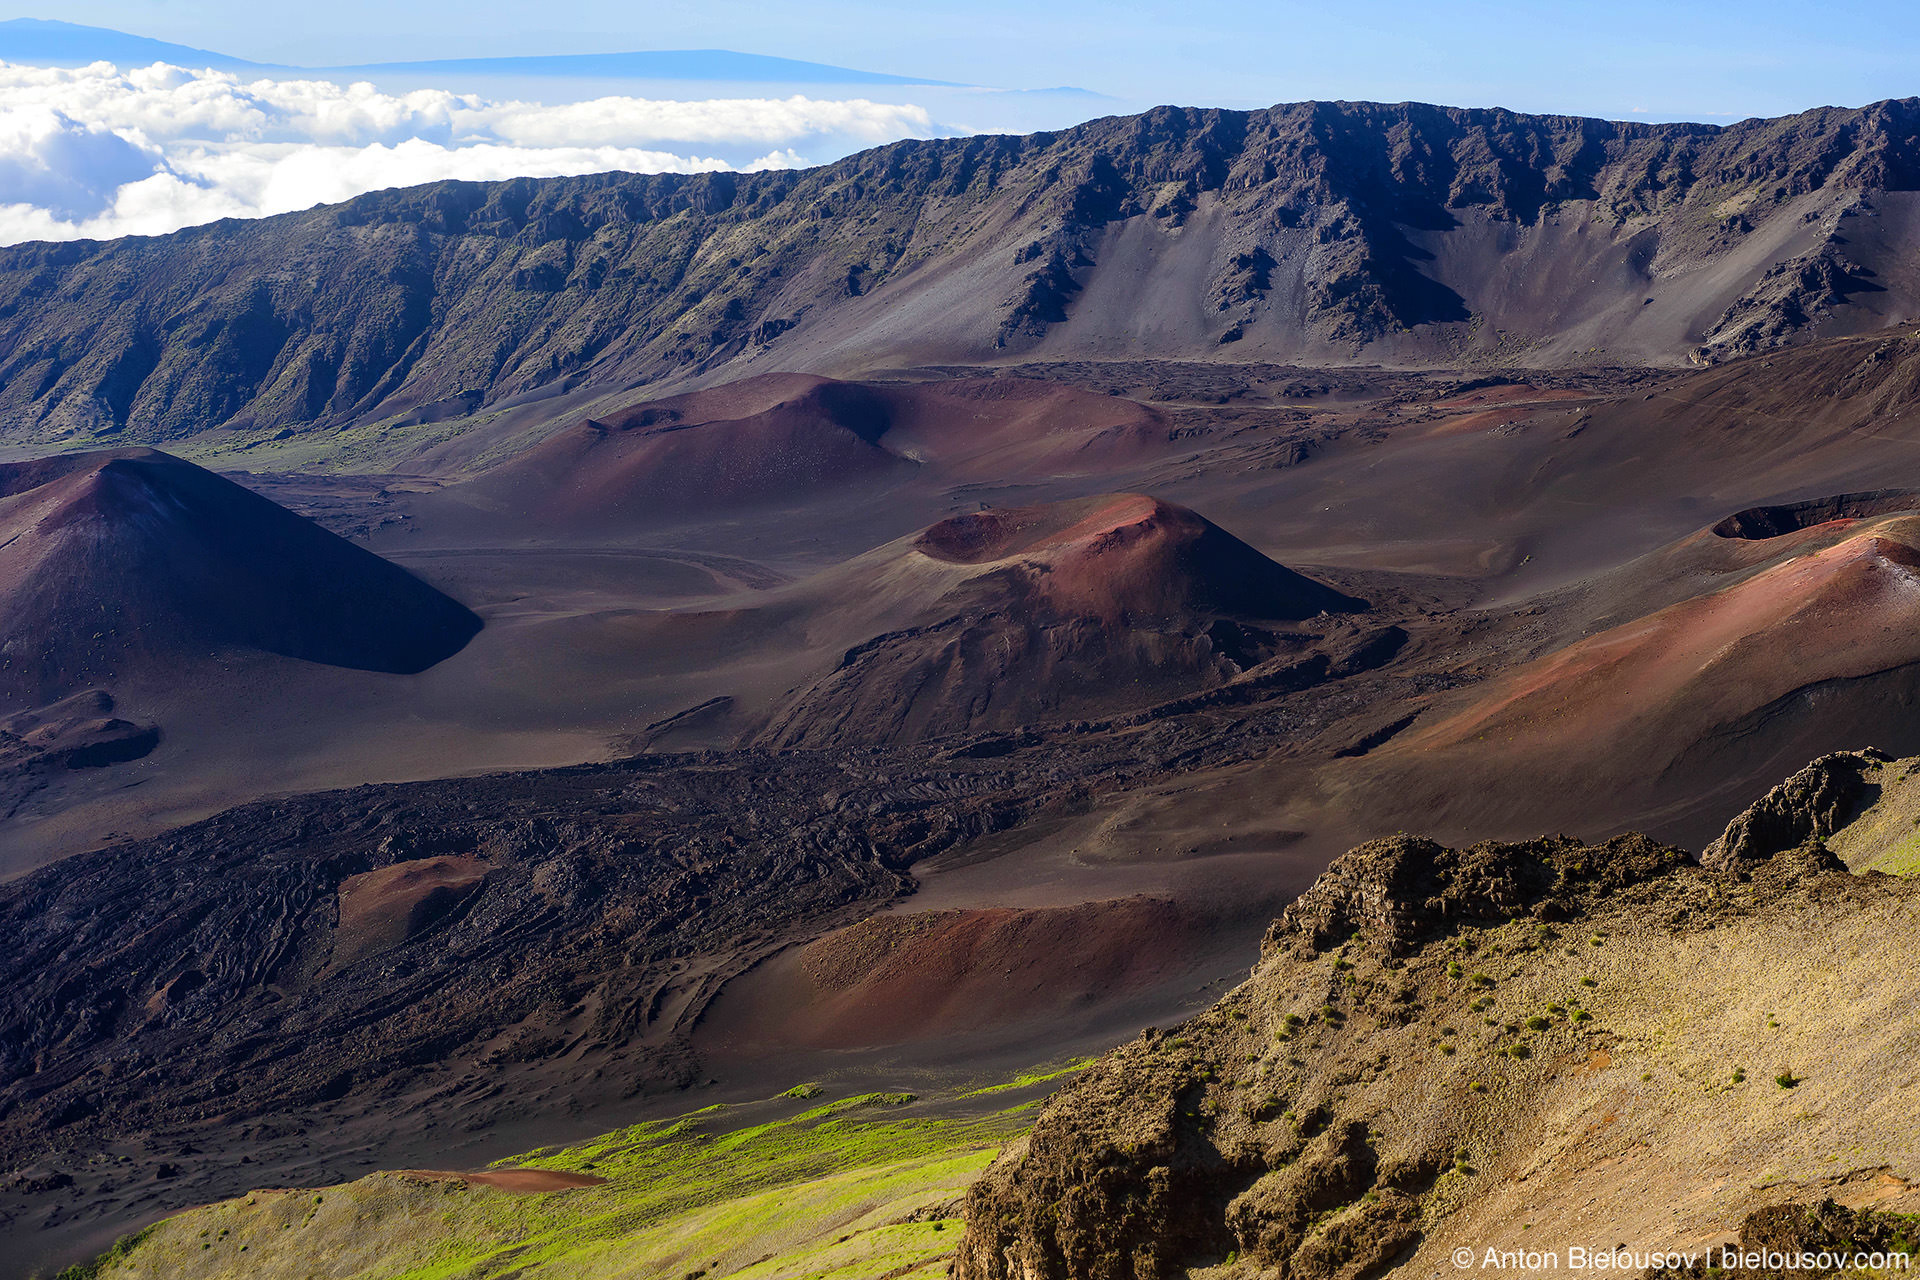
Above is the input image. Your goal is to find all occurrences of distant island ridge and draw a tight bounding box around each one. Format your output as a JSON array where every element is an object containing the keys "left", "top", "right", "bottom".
[{"left": 0, "top": 17, "right": 965, "bottom": 84}]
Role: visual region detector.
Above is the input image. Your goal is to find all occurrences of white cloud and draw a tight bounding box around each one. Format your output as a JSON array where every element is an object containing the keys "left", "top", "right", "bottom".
[
  {"left": 0, "top": 102, "right": 166, "bottom": 219},
  {"left": 0, "top": 60, "right": 942, "bottom": 245},
  {"left": 479, "top": 96, "right": 936, "bottom": 148}
]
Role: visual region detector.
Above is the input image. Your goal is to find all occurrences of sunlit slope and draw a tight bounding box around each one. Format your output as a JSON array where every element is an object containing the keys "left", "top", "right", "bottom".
[{"left": 74, "top": 1075, "right": 1078, "bottom": 1280}]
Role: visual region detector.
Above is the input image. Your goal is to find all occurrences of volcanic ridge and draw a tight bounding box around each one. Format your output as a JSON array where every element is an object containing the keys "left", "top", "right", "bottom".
[{"left": 9, "top": 98, "right": 1920, "bottom": 452}]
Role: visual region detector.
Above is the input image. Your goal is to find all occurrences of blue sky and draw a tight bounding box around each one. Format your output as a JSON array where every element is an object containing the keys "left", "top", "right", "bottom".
[{"left": 14, "top": 0, "right": 1920, "bottom": 121}]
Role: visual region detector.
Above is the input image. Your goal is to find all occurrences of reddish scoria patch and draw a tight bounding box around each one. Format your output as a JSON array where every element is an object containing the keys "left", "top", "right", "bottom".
[
  {"left": 1407, "top": 531, "right": 1920, "bottom": 756},
  {"left": 400, "top": 1168, "right": 608, "bottom": 1193}
]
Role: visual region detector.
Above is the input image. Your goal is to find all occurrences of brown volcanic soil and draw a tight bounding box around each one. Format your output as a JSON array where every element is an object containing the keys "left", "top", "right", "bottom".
[
  {"left": 0, "top": 449, "right": 480, "bottom": 708},
  {"left": 15, "top": 334, "right": 1920, "bottom": 870},
  {"left": 431, "top": 373, "right": 1173, "bottom": 537},
  {"left": 330, "top": 855, "right": 491, "bottom": 969},
  {"left": 700, "top": 897, "right": 1221, "bottom": 1052},
  {"left": 1344, "top": 517, "right": 1920, "bottom": 835},
  {"left": 452, "top": 374, "right": 915, "bottom": 530},
  {"left": 910, "top": 494, "right": 1357, "bottom": 620},
  {"left": 14, "top": 333, "right": 1920, "bottom": 869}
]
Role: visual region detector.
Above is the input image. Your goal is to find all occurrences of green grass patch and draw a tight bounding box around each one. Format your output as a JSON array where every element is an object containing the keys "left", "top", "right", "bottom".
[
  {"left": 954, "top": 1058, "right": 1095, "bottom": 1099},
  {"left": 80, "top": 1083, "right": 1043, "bottom": 1280}
]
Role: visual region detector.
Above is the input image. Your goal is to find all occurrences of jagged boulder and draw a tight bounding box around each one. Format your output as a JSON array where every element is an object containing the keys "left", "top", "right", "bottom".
[
  {"left": 1262, "top": 832, "right": 1686, "bottom": 960},
  {"left": 1700, "top": 749, "right": 1888, "bottom": 871}
]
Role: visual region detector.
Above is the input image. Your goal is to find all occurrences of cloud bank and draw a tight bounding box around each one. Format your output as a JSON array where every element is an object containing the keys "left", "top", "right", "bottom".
[{"left": 0, "top": 60, "right": 942, "bottom": 245}]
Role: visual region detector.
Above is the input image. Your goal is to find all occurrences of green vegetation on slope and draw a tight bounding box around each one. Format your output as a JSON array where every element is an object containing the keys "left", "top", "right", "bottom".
[
  {"left": 71, "top": 1075, "right": 1079, "bottom": 1280},
  {"left": 1828, "top": 754, "right": 1920, "bottom": 877},
  {"left": 955, "top": 1059, "right": 1098, "bottom": 1099}
]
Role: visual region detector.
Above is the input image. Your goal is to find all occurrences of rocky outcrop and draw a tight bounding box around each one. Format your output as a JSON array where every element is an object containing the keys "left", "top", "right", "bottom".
[
  {"left": 1700, "top": 749, "right": 1888, "bottom": 870},
  {"left": 1262, "top": 832, "right": 1686, "bottom": 959},
  {"left": 959, "top": 763, "right": 1920, "bottom": 1280},
  {"left": 961, "top": 833, "right": 1691, "bottom": 1280},
  {"left": 1702, "top": 245, "right": 1874, "bottom": 358}
]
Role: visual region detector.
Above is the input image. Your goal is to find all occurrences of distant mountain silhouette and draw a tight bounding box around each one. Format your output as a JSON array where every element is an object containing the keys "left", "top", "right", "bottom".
[
  {"left": 332, "top": 50, "right": 959, "bottom": 85},
  {"left": 0, "top": 18, "right": 268, "bottom": 72},
  {"left": 0, "top": 18, "right": 956, "bottom": 84}
]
